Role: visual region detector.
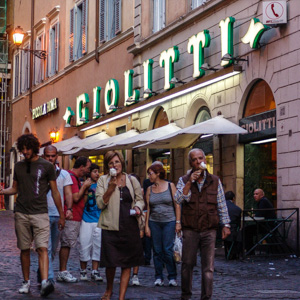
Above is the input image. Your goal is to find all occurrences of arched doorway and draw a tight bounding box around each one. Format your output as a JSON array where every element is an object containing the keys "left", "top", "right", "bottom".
[
  {"left": 192, "top": 106, "right": 213, "bottom": 174},
  {"left": 239, "top": 80, "right": 276, "bottom": 209},
  {"left": 149, "top": 107, "right": 171, "bottom": 179}
]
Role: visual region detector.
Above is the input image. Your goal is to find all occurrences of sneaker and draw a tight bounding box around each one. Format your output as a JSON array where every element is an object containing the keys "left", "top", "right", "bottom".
[
  {"left": 80, "top": 269, "right": 88, "bottom": 281},
  {"left": 91, "top": 270, "right": 103, "bottom": 281},
  {"left": 154, "top": 278, "right": 164, "bottom": 286},
  {"left": 19, "top": 280, "right": 30, "bottom": 294},
  {"left": 57, "top": 271, "right": 78, "bottom": 283},
  {"left": 169, "top": 279, "right": 178, "bottom": 287},
  {"left": 40, "top": 280, "right": 55, "bottom": 297},
  {"left": 131, "top": 275, "right": 140, "bottom": 286}
]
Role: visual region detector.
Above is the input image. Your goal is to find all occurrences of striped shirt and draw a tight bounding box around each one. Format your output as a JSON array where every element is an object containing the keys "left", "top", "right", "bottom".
[{"left": 174, "top": 170, "right": 230, "bottom": 225}]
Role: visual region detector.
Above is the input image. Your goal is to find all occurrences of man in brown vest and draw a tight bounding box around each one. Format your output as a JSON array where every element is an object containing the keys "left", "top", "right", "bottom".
[{"left": 174, "top": 148, "right": 231, "bottom": 300}]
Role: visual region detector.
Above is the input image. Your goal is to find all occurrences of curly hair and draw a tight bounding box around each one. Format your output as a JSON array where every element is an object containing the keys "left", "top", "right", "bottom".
[{"left": 16, "top": 133, "right": 40, "bottom": 155}]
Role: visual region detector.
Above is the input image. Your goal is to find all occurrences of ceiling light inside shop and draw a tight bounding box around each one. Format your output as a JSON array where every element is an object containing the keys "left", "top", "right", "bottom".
[{"left": 250, "top": 138, "right": 277, "bottom": 145}]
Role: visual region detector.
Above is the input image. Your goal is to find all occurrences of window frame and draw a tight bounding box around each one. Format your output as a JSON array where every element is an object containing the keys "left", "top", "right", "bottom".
[
  {"left": 69, "top": 0, "right": 88, "bottom": 62},
  {"left": 153, "top": 0, "right": 165, "bottom": 33},
  {"left": 99, "top": 0, "right": 121, "bottom": 43},
  {"left": 48, "top": 21, "right": 60, "bottom": 77}
]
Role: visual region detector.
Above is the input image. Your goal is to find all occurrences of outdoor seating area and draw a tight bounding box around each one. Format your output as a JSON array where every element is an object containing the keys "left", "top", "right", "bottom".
[{"left": 241, "top": 208, "right": 299, "bottom": 258}]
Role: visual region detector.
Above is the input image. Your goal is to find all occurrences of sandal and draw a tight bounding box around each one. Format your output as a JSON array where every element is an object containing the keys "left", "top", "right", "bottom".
[{"left": 101, "top": 292, "right": 113, "bottom": 300}]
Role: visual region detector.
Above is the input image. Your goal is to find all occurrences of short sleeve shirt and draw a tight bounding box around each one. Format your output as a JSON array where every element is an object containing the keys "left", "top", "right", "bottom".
[
  {"left": 13, "top": 157, "right": 56, "bottom": 214},
  {"left": 82, "top": 183, "right": 101, "bottom": 223},
  {"left": 67, "top": 170, "right": 85, "bottom": 222},
  {"left": 47, "top": 167, "right": 73, "bottom": 217}
]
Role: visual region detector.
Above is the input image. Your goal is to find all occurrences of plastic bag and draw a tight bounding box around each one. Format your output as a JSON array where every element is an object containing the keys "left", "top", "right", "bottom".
[{"left": 173, "top": 233, "right": 182, "bottom": 263}]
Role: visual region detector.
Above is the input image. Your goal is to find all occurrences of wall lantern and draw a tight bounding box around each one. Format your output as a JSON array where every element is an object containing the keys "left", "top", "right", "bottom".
[
  {"left": 49, "top": 129, "right": 59, "bottom": 143},
  {"left": 13, "top": 26, "right": 47, "bottom": 59}
]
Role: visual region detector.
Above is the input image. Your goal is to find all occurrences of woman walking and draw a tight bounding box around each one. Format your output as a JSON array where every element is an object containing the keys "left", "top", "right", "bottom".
[
  {"left": 96, "top": 151, "right": 144, "bottom": 300},
  {"left": 145, "top": 163, "right": 181, "bottom": 287}
]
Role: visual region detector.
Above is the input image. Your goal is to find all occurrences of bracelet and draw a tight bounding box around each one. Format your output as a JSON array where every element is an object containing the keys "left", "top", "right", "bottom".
[{"left": 176, "top": 220, "right": 181, "bottom": 224}]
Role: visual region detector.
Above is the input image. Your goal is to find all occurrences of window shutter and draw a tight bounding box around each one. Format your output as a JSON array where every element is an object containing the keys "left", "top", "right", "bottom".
[
  {"left": 26, "top": 49, "right": 30, "bottom": 90},
  {"left": 160, "top": 0, "right": 165, "bottom": 29},
  {"left": 114, "top": 0, "right": 121, "bottom": 35},
  {"left": 20, "top": 51, "right": 23, "bottom": 92},
  {"left": 46, "top": 29, "right": 50, "bottom": 77},
  {"left": 69, "top": 8, "right": 74, "bottom": 61},
  {"left": 99, "top": 0, "right": 106, "bottom": 42},
  {"left": 55, "top": 22, "right": 59, "bottom": 72},
  {"left": 82, "top": 0, "right": 88, "bottom": 55},
  {"left": 34, "top": 39, "right": 37, "bottom": 85},
  {"left": 42, "top": 33, "right": 45, "bottom": 81}
]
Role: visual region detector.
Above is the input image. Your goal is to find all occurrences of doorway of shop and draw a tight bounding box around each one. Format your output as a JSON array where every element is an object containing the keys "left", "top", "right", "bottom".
[{"left": 244, "top": 141, "right": 277, "bottom": 210}]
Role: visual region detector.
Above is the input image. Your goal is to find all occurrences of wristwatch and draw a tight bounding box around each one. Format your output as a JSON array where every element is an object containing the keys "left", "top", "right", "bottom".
[
  {"left": 224, "top": 224, "right": 231, "bottom": 228},
  {"left": 176, "top": 220, "right": 181, "bottom": 224},
  {"left": 67, "top": 208, "right": 73, "bottom": 212}
]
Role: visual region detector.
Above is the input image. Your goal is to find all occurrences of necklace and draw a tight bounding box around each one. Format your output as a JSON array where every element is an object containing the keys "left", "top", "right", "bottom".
[{"left": 120, "top": 186, "right": 123, "bottom": 201}]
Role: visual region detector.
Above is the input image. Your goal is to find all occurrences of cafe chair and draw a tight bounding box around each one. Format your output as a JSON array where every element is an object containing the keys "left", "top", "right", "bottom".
[{"left": 224, "top": 225, "right": 241, "bottom": 260}]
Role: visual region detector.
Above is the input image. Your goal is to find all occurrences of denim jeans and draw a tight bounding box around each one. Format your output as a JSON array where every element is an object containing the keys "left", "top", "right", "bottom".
[
  {"left": 48, "top": 216, "right": 61, "bottom": 280},
  {"left": 142, "top": 235, "right": 152, "bottom": 264},
  {"left": 149, "top": 220, "right": 177, "bottom": 280}
]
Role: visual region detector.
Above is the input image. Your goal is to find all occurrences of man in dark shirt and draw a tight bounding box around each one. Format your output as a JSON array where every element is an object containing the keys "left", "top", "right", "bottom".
[
  {"left": 254, "top": 189, "right": 276, "bottom": 219},
  {"left": 0, "top": 134, "right": 65, "bottom": 296},
  {"left": 224, "top": 191, "right": 242, "bottom": 259}
]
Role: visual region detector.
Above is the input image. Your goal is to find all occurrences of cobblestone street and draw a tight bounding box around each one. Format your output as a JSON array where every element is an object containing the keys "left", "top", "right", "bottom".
[{"left": 1, "top": 210, "right": 300, "bottom": 300}]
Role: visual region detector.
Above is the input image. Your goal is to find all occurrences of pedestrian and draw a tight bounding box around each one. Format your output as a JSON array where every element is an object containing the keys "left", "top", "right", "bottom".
[
  {"left": 253, "top": 188, "right": 276, "bottom": 219},
  {"left": 224, "top": 191, "right": 242, "bottom": 259},
  {"left": 0, "top": 133, "right": 65, "bottom": 296},
  {"left": 57, "top": 156, "right": 91, "bottom": 282},
  {"left": 79, "top": 163, "right": 103, "bottom": 282},
  {"left": 174, "top": 148, "right": 231, "bottom": 300},
  {"left": 142, "top": 161, "right": 164, "bottom": 266},
  {"left": 145, "top": 163, "right": 181, "bottom": 287},
  {"left": 96, "top": 150, "right": 144, "bottom": 300},
  {"left": 38, "top": 145, "right": 73, "bottom": 284}
]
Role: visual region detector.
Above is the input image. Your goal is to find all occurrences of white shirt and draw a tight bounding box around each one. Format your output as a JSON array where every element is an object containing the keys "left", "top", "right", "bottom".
[{"left": 47, "top": 167, "right": 73, "bottom": 217}]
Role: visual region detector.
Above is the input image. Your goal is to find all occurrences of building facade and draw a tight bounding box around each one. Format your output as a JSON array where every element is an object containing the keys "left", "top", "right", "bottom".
[{"left": 9, "top": 0, "right": 300, "bottom": 247}]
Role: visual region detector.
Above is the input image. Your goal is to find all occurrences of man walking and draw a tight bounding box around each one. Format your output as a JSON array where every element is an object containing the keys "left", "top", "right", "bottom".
[
  {"left": 57, "top": 156, "right": 91, "bottom": 282},
  {"left": 174, "top": 148, "right": 231, "bottom": 300},
  {"left": 0, "top": 134, "right": 65, "bottom": 296},
  {"left": 42, "top": 145, "right": 73, "bottom": 284}
]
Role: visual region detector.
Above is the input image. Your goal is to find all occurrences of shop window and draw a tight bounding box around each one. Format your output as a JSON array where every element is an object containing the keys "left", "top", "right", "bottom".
[
  {"left": 153, "top": 0, "right": 165, "bottom": 33},
  {"left": 89, "top": 155, "right": 104, "bottom": 175},
  {"left": 99, "top": 0, "right": 121, "bottom": 42},
  {"left": 69, "top": 0, "right": 88, "bottom": 62},
  {"left": 244, "top": 142, "right": 277, "bottom": 210},
  {"left": 243, "top": 80, "right": 277, "bottom": 210},
  {"left": 244, "top": 80, "right": 275, "bottom": 117},
  {"left": 48, "top": 22, "right": 59, "bottom": 77}
]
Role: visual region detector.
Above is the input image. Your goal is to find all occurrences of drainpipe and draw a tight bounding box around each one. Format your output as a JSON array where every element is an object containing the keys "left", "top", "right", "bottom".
[
  {"left": 29, "top": 0, "right": 34, "bottom": 112},
  {"left": 95, "top": 0, "right": 99, "bottom": 63}
]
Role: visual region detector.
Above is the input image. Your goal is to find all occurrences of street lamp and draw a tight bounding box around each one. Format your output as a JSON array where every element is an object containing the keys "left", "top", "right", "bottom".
[
  {"left": 13, "top": 26, "right": 47, "bottom": 59},
  {"left": 49, "top": 129, "right": 59, "bottom": 143}
]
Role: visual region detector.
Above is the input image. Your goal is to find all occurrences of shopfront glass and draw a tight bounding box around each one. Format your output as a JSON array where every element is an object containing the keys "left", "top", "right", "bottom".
[{"left": 242, "top": 80, "right": 276, "bottom": 209}]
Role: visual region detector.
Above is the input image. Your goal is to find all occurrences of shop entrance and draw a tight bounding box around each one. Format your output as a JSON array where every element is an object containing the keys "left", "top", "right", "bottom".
[
  {"left": 244, "top": 141, "right": 277, "bottom": 209},
  {"left": 240, "top": 80, "right": 276, "bottom": 209}
]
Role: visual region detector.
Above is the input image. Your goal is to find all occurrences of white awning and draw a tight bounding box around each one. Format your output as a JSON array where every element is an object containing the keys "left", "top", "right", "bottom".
[
  {"left": 135, "top": 116, "right": 248, "bottom": 149},
  {"left": 62, "top": 129, "right": 139, "bottom": 156},
  {"left": 99, "top": 123, "right": 182, "bottom": 151},
  {"left": 39, "top": 135, "right": 81, "bottom": 156},
  {"left": 60, "top": 131, "right": 111, "bottom": 155}
]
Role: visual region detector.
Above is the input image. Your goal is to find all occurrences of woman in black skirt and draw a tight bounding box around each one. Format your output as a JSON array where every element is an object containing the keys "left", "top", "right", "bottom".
[{"left": 96, "top": 150, "right": 144, "bottom": 300}]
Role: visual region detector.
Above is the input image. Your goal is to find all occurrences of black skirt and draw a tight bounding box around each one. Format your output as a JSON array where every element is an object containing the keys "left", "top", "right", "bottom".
[{"left": 100, "top": 186, "right": 144, "bottom": 268}]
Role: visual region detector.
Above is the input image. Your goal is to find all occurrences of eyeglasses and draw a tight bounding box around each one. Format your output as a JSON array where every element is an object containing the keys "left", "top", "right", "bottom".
[
  {"left": 147, "top": 172, "right": 155, "bottom": 176},
  {"left": 108, "top": 161, "right": 121, "bottom": 167}
]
